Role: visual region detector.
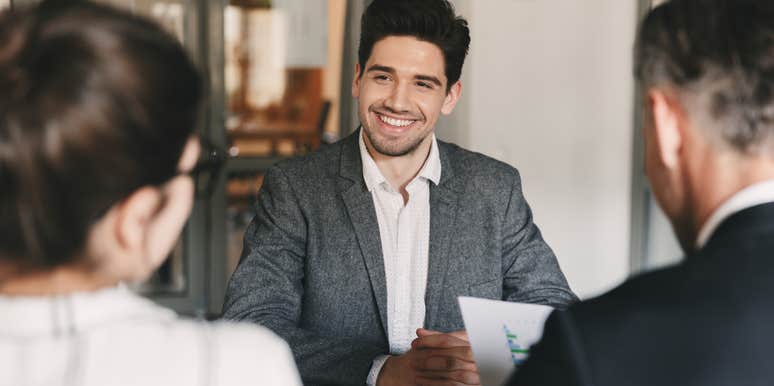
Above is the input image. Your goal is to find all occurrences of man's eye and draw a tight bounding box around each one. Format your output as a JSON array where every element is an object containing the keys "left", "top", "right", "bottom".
[
  {"left": 417, "top": 82, "right": 433, "bottom": 89},
  {"left": 374, "top": 75, "right": 390, "bottom": 81}
]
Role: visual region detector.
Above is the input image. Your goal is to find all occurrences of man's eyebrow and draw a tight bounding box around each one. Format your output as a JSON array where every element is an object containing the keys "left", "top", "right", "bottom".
[
  {"left": 415, "top": 74, "right": 442, "bottom": 87},
  {"left": 366, "top": 64, "right": 396, "bottom": 74}
]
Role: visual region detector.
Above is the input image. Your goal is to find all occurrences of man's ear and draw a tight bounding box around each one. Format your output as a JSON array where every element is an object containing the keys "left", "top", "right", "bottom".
[
  {"left": 352, "top": 63, "right": 362, "bottom": 98},
  {"left": 441, "top": 81, "right": 462, "bottom": 115},
  {"left": 113, "top": 187, "right": 163, "bottom": 255},
  {"left": 648, "top": 88, "right": 684, "bottom": 170}
]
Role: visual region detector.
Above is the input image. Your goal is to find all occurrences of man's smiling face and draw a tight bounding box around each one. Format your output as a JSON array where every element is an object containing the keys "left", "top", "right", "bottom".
[{"left": 352, "top": 35, "right": 461, "bottom": 157}]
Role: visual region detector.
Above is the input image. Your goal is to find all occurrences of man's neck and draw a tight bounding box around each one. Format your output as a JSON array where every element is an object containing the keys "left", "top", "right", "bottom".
[{"left": 366, "top": 136, "right": 433, "bottom": 197}]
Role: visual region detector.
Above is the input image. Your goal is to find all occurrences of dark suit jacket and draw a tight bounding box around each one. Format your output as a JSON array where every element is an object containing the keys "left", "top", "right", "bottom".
[
  {"left": 223, "top": 130, "right": 577, "bottom": 385},
  {"left": 509, "top": 202, "right": 774, "bottom": 386}
]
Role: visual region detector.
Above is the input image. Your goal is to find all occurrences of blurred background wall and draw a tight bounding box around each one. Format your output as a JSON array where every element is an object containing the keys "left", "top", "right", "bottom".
[
  {"left": 440, "top": 0, "right": 640, "bottom": 298},
  {"left": 0, "top": 0, "right": 684, "bottom": 310}
]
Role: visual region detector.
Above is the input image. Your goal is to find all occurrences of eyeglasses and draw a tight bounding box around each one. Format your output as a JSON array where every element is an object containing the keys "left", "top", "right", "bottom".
[
  {"left": 86, "top": 136, "right": 225, "bottom": 224},
  {"left": 186, "top": 136, "right": 226, "bottom": 198}
]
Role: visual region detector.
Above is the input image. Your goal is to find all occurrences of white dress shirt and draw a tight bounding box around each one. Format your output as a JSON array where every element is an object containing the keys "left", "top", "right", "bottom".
[
  {"left": 0, "top": 285, "right": 302, "bottom": 386},
  {"left": 696, "top": 179, "right": 774, "bottom": 249},
  {"left": 360, "top": 131, "right": 441, "bottom": 385}
]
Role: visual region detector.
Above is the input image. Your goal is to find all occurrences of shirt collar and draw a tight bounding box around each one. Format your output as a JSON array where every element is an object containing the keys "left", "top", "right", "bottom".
[
  {"left": 419, "top": 134, "right": 442, "bottom": 185},
  {"left": 358, "top": 129, "right": 442, "bottom": 192},
  {"left": 0, "top": 284, "right": 175, "bottom": 337},
  {"left": 359, "top": 130, "right": 386, "bottom": 192},
  {"left": 696, "top": 179, "right": 774, "bottom": 249}
]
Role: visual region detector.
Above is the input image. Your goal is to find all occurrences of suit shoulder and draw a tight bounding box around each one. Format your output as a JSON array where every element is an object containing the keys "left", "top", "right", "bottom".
[
  {"left": 438, "top": 140, "right": 520, "bottom": 183},
  {"left": 565, "top": 263, "right": 687, "bottom": 325},
  {"left": 265, "top": 141, "right": 343, "bottom": 188},
  {"left": 274, "top": 142, "right": 340, "bottom": 173}
]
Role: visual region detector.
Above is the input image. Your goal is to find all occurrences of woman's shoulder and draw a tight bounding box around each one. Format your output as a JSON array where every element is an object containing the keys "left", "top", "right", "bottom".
[
  {"left": 201, "top": 319, "right": 292, "bottom": 357},
  {"left": 80, "top": 290, "right": 301, "bottom": 385},
  {"left": 198, "top": 320, "right": 303, "bottom": 386},
  {"left": 92, "top": 317, "right": 302, "bottom": 386}
]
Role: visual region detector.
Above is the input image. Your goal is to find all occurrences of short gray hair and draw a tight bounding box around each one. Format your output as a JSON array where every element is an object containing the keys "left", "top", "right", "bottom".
[{"left": 635, "top": 0, "right": 774, "bottom": 155}]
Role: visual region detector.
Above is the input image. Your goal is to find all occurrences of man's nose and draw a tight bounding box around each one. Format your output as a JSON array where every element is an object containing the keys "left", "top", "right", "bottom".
[{"left": 384, "top": 83, "right": 411, "bottom": 113}]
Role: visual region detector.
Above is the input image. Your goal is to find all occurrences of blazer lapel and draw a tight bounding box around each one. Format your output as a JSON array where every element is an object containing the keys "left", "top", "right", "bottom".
[
  {"left": 425, "top": 143, "right": 461, "bottom": 328},
  {"left": 338, "top": 131, "right": 389, "bottom": 337}
]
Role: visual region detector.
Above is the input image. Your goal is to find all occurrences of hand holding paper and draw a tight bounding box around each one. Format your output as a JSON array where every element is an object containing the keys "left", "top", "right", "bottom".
[
  {"left": 412, "top": 329, "right": 481, "bottom": 385},
  {"left": 458, "top": 297, "right": 554, "bottom": 386},
  {"left": 377, "top": 329, "right": 482, "bottom": 386}
]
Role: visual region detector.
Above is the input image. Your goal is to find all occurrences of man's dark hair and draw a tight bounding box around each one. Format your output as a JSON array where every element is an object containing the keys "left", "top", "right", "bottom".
[
  {"left": 635, "top": 0, "right": 774, "bottom": 154},
  {"left": 358, "top": 0, "right": 470, "bottom": 92},
  {"left": 0, "top": 1, "right": 202, "bottom": 269}
]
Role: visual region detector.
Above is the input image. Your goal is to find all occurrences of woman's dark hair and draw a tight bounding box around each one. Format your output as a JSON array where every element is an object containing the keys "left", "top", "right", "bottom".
[
  {"left": 0, "top": 1, "right": 202, "bottom": 269},
  {"left": 358, "top": 0, "right": 470, "bottom": 92}
]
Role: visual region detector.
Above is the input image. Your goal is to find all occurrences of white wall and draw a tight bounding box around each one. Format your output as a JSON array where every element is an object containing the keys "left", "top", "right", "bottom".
[
  {"left": 645, "top": 194, "right": 683, "bottom": 270},
  {"left": 440, "top": 0, "right": 638, "bottom": 298}
]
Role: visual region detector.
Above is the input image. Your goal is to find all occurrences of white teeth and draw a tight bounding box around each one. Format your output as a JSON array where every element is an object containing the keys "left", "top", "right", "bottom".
[{"left": 379, "top": 114, "right": 414, "bottom": 127}]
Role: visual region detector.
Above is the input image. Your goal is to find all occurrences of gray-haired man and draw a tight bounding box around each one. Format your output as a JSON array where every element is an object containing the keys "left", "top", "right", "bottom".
[{"left": 510, "top": 1, "right": 774, "bottom": 385}]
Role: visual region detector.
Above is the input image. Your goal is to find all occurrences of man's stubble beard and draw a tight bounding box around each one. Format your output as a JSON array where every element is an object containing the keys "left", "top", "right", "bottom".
[{"left": 362, "top": 125, "right": 428, "bottom": 158}]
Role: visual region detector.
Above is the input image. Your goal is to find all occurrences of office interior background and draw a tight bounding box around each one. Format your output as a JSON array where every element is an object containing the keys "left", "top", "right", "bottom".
[{"left": 0, "top": 0, "right": 681, "bottom": 317}]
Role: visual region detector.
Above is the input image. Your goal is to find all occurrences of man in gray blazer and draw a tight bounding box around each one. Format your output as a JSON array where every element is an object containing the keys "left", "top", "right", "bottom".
[{"left": 223, "top": 0, "right": 576, "bottom": 384}]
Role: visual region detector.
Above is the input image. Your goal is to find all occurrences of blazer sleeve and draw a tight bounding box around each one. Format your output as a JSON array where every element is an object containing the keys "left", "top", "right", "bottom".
[
  {"left": 501, "top": 169, "right": 579, "bottom": 308},
  {"left": 222, "top": 166, "right": 384, "bottom": 385},
  {"left": 507, "top": 310, "right": 590, "bottom": 386}
]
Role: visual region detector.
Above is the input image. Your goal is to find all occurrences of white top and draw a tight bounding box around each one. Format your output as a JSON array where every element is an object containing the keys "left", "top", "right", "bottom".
[
  {"left": 696, "top": 179, "right": 774, "bottom": 249},
  {"left": 359, "top": 131, "right": 441, "bottom": 385},
  {"left": 0, "top": 285, "right": 302, "bottom": 386}
]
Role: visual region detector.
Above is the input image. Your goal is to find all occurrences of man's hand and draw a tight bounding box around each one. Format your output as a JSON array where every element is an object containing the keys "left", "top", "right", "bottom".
[
  {"left": 413, "top": 329, "right": 480, "bottom": 385},
  {"left": 376, "top": 329, "right": 481, "bottom": 386}
]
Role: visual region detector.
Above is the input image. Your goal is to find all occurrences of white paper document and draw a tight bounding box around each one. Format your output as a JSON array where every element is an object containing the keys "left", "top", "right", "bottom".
[{"left": 458, "top": 297, "right": 554, "bottom": 386}]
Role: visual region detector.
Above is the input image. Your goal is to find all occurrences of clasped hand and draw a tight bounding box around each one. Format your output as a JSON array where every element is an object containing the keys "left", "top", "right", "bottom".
[{"left": 377, "top": 328, "right": 481, "bottom": 386}]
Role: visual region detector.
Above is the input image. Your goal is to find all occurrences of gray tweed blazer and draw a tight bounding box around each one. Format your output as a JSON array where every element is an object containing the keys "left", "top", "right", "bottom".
[{"left": 222, "top": 130, "right": 577, "bottom": 385}]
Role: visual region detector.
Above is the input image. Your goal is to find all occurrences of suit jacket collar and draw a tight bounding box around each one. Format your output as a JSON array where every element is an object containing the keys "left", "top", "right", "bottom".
[
  {"left": 696, "top": 180, "right": 774, "bottom": 248},
  {"left": 338, "top": 129, "right": 365, "bottom": 186},
  {"left": 703, "top": 201, "right": 774, "bottom": 253},
  {"left": 338, "top": 129, "right": 388, "bottom": 335},
  {"left": 337, "top": 128, "right": 464, "bottom": 332}
]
